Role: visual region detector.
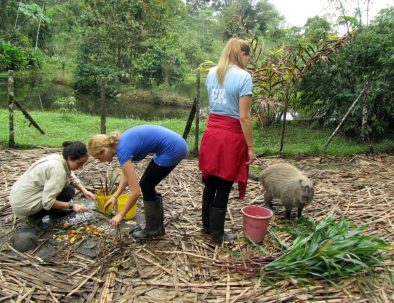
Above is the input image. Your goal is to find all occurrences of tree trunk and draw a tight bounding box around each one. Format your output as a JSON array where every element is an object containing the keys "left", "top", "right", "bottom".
[
  {"left": 8, "top": 70, "right": 15, "bottom": 147},
  {"left": 100, "top": 78, "right": 107, "bottom": 134},
  {"left": 35, "top": 18, "right": 42, "bottom": 49},
  {"left": 14, "top": 9, "right": 19, "bottom": 29},
  {"left": 194, "top": 71, "right": 201, "bottom": 155}
]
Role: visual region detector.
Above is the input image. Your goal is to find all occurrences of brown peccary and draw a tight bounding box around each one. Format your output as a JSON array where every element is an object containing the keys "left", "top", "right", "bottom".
[{"left": 259, "top": 163, "right": 314, "bottom": 219}]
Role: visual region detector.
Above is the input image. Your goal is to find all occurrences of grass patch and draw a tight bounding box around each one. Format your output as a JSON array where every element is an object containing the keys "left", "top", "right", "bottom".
[
  {"left": 253, "top": 121, "right": 394, "bottom": 156},
  {"left": 0, "top": 109, "right": 191, "bottom": 149},
  {"left": 1, "top": 109, "right": 393, "bottom": 156}
]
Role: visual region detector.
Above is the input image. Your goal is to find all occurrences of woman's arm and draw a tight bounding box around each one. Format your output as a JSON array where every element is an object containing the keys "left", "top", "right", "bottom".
[
  {"left": 69, "top": 171, "right": 95, "bottom": 200},
  {"left": 109, "top": 161, "right": 141, "bottom": 226},
  {"left": 112, "top": 171, "right": 128, "bottom": 199},
  {"left": 52, "top": 200, "right": 88, "bottom": 212},
  {"left": 74, "top": 183, "right": 95, "bottom": 200},
  {"left": 103, "top": 171, "right": 128, "bottom": 211},
  {"left": 239, "top": 95, "right": 256, "bottom": 164}
]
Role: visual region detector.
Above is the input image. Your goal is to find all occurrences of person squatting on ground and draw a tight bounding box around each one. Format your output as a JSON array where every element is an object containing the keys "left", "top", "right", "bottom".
[
  {"left": 9, "top": 141, "right": 93, "bottom": 251},
  {"left": 199, "top": 37, "right": 256, "bottom": 244},
  {"left": 88, "top": 125, "right": 188, "bottom": 240}
]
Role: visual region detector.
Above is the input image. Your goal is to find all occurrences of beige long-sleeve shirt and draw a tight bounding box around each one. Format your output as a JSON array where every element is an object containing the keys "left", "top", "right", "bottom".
[{"left": 9, "top": 154, "right": 81, "bottom": 218}]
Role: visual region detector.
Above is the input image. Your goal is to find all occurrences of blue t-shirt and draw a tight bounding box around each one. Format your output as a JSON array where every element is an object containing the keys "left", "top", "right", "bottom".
[
  {"left": 117, "top": 125, "right": 188, "bottom": 167},
  {"left": 206, "top": 65, "right": 253, "bottom": 119}
]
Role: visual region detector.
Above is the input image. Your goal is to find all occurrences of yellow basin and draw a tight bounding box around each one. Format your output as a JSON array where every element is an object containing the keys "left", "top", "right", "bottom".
[{"left": 96, "top": 191, "right": 137, "bottom": 220}]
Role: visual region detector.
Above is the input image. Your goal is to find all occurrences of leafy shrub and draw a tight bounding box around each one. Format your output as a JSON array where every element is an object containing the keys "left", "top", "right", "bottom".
[
  {"left": 54, "top": 96, "right": 77, "bottom": 114},
  {"left": 298, "top": 8, "right": 394, "bottom": 140},
  {"left": 0, "top": 41, "right": 43, "bottom": 71}
]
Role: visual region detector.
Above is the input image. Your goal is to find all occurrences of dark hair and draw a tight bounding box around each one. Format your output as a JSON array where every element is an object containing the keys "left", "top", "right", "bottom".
[{"left": 62, "top": 141, "right": 88, "bottom": 160}]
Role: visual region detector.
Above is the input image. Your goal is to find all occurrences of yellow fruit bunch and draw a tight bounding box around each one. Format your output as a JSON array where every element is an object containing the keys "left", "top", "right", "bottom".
[{"left": 53, "top": 225, "right": 105, "bottom": 244}]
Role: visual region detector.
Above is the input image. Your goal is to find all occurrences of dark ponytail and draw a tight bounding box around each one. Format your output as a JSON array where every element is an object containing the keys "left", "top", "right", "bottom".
[{"left": 62, "top": 141, "right": 88, "bottom": 160}]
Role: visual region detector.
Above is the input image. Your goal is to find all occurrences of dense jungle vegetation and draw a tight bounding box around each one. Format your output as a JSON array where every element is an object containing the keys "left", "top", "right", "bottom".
[{"left": 0, "top": 0, "right": 393, "bottom": 151}]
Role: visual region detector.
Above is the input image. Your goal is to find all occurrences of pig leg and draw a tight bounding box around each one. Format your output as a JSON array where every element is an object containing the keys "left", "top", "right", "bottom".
[
  {"left": 264, "top": 191, "right": 273, "bottom": 209},
  {"left": 284, "top": 205, "right": 292, "bottom": 220},
  {"left": 297, "top": 206, "right": 304, "bottom": 218}
]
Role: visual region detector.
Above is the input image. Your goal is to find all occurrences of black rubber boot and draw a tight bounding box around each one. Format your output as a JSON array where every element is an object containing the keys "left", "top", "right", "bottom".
[
  {"left": 210, "top": 207, "right": 237, "bottom": 244},
  {"left": 202, "top": 200, "right": 211, "bottom": 234},
  {"left": 156, "top": 193, "right": 165, "bottom": 235},
  {"left": 27, "top": 210, "right": 52, "bottom": 230},
  {"left": 133, "top": 197, "right": 164, "bottom": 240}
]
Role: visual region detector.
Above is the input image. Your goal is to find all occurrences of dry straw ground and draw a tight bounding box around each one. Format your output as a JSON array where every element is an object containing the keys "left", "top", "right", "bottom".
[{"left": 0, "top": 148, "right": 393, "bottom": 303}]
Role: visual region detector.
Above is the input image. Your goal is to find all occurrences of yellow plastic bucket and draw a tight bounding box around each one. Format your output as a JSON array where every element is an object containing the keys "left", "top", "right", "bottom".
[{"left": 96, "top": 191, "right": 137, "bottom": 220}]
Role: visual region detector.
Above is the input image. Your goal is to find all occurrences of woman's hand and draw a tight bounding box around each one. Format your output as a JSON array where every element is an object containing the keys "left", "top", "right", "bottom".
[
  {"left": 104, "top": 196, "right": 116, "bottom": 211},
  {"left": 109, "top": 213, "right": 123, "bottom": 226},
  {"left": 246, "top": 148, "right": 256, "bottom": 165},
  {"left": 83, "top": 190, "right": 96, "bottom": 200},
  {"left": 73, "top": 203, "right": 89, "bottom": 212}
]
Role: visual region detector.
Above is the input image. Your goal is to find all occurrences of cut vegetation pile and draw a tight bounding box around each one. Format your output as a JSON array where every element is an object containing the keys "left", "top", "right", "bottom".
[
  {"left": 260, "top": 216, "right": 390, "bottom": 284},
  {"left": 0, "top": 149, "right": 393, "bottom": 302}
]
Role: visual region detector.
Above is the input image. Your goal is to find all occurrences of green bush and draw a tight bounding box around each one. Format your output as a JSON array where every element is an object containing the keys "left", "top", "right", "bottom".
[
  {"left": 0, "top": 41, "right": 43, "bottom": 71},
  {"left": 298, "top": 8, "right": 394, "bottom": 140}
]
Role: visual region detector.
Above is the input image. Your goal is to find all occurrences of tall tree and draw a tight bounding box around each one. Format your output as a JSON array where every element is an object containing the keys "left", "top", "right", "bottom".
[
  {"left": 75, "top": 0, "right": 182, "bottom": 91},
  {"left": 298, "top": 8, "right": 394, "bottom": 140},
  {"left": 303, "top": 16, "right": 333, "bottom": 44}
]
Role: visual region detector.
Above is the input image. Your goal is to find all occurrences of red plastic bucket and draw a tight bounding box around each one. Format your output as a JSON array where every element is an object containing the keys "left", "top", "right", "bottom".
[{"left": 241, "top": 206, "right": 273, "bottom": 243}]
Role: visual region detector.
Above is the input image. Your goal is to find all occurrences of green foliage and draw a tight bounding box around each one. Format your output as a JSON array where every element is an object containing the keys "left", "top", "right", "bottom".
[
  {"left": 74, "top": 0, "right": 180, "bottom": 92},
  {"left": 53, "top": 96, "right": 78, "bottom": 114},
  {"left": 0, "top": 41, "right": 42, "bottom": 71},
  {"left": 303, "top": 16, "right": 333, "bottom": 44},
  {"left": 131, "top": 41, "right": 184, "bottom": 87},
  {"left": 18, "top": 2, "right": 50, "bottom": 24},
  {"left": 298, "top": 8, "right": 394, "bottom": 140},
  {"left": 0, "top": 42, "right": 26, "bottom": 70},
  {"left": 219, "top": 0, "right": 283, "bottom": 39},
  {"left": 261, "top": 215, "right": 390, "bottom": 284},
  {"left": 74, "top": 30, "right": 119, "bottom": 94}
]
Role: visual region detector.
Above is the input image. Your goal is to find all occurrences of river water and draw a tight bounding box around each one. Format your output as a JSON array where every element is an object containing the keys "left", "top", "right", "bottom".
[{"left": 0, "top": 75, "right": 207, "bottom": 120}]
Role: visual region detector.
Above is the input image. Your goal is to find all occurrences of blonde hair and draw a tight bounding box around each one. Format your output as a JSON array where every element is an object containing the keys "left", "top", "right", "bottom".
[
  {"left": 87, "top": 132, "right": 120, "bottom": 157},
  {"left": 217, "top": 38, "right": 251, "bottom": 84}
]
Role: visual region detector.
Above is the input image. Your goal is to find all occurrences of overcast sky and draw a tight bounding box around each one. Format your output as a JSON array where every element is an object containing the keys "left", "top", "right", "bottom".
[{"left": 271, "top": 0, "right": 394, "bottom": 27}]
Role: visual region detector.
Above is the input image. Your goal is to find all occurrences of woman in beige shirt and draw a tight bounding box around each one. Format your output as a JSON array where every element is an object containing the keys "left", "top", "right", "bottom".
[{"left": 9, "top": 141, "right": 95, "bottom": 228}]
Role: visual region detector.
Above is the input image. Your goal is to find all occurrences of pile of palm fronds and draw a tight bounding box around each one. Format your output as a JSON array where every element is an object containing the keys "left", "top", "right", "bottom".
[{"left": 260, "top": 215, "right": 391, "bottom": 284}]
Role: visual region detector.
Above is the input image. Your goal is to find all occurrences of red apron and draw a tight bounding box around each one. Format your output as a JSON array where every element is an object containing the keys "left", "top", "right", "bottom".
[{"left": 199, "top": 114, "right": 249, "bottom": 199}]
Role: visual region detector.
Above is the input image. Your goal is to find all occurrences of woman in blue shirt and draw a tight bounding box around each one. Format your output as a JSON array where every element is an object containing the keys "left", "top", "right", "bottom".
[{"left": 88, "top": 125, "right": 188, "bottom": 239}]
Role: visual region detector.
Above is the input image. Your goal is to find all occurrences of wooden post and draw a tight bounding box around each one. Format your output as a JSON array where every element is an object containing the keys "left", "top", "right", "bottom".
[
  {"left": 100, "top": 77, "right": 107, "bottom": 134},
  {"left": 279, "top": 87, "right": 290, "bottom": 153},
  {"left": 194, "top": 70, "right": 201, "bottom": 155},
  {"left": 8, "top": 70, "right": 15, "bottom": 147},
  {"left": 182, "top": 97, "right": 197, "bottom": 140}
]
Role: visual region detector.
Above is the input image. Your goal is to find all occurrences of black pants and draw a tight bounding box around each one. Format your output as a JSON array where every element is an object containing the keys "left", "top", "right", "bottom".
[
  {"left": 28, "top": 185, "right": 75, "bottom": 221},
  {"left": 139, "top": 160, "right": 176, "bottom": 201},
  {"left": 202, "top": 175, "right": 233, "bottom": 209}
]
